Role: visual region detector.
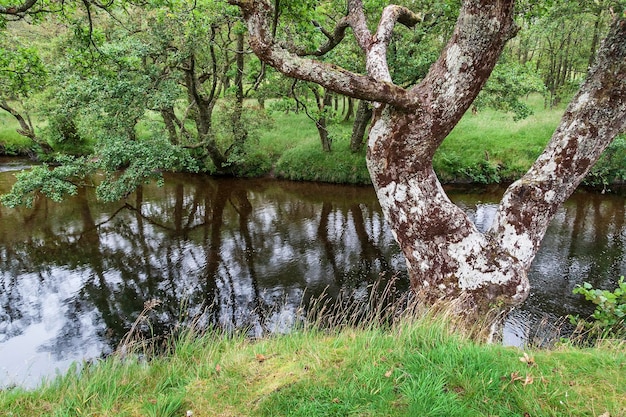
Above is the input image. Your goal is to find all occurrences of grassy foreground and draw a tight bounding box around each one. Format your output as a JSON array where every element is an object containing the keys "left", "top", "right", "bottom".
[{"left": 2, "top": 314, "right": 624, "bottom": 417}]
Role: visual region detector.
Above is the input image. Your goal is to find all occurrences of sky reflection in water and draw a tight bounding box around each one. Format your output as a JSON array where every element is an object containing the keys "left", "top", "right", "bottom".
[{"left": 0, "top": 172, "right": 624, "bottom": 388}]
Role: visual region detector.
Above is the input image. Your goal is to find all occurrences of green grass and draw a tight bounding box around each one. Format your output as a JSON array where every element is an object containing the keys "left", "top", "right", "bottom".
[
  {"left": 434, "top": 95, "right": 564, "bottom": 183},
  {"left": 2, "top": 312, "right": 624, "bottom": 417},
  {"left": 258, "top": 111, "right": 371, "bottom": 184},
  {"left": 0, "top": 113, "right": 34, "bottom": 156},
  {"left": 259, "top": 95, "right": 570, "bottom": 185}
]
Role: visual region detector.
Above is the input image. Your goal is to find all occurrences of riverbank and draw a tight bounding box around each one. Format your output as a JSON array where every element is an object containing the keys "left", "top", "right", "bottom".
[
  {"left": 259, "top": 99, "right": 624, "bottom": 188},
  {"left": 1, "top": 311, "right": 624, "bottom": 417},
  {"left": 2, "top": 98, "right": 624, "bottom": 188}
]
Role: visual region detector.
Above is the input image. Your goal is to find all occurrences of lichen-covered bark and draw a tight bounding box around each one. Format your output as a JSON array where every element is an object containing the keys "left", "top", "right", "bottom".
[
  {"left": 231, "top": 0, "right": 625, "bottom": 313},
  {"left": 489, "top": 17, "right": 626, "bottom": 268},
  {"left": 368, "top": 107, "right": 529, "bottom": 310},
  {"left": 366, "top": 1, "right": 526, "bottom": 310}
]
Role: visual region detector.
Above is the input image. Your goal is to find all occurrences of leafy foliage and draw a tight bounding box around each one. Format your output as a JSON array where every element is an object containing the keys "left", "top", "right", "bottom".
[
  {"left": 474, "top": 58, "right": 546, "bottom": 120},
  {"left": 584, "top": 135, "right": 626, "bottom": 190},
  {"left": 0, "top": 44, "right": 47, "bottom": 96},
  {"left": 0, "top": 159, "right": 90, "bottom": 207},
  {"left": 0, "top": 137, "right": 198, "bottom": 207},
  {"left": 95, "top": 136, "right": 199, "bottom": 202},
  {"left": 571, "top": 277, "right": 626, "bottom": 338}
]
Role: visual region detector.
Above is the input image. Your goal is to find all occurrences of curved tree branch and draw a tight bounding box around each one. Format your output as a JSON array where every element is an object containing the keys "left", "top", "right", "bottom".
[
  {"left": 0, "top": 0, "right": 38, "bottom": 16},
  {"left": 229, "top": 0, "right": 420, "bottom": 109},
  {"left": 368, "top": 5, "right": 423, "bottom": 81},
  {"left": 407, "top": 0, "right": 518, "bottom": 149},
  {"left": 489, "top": 15, "right": 626, "bottom": 267},
  {"left": 346, "top": 0, "right": 372, "bottom": 52}
]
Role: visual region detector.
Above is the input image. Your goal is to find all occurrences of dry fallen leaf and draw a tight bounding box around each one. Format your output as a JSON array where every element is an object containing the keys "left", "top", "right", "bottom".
[
  {"left": 598, "top": 413, "right": 610, "bottom": 417},
  {"left": 519, "top": 352, "right": 536, "bottom": 367},
  {"left": 384, "top": 368, "right": 394, "bottom": 378},
  {"left": 510, "top": 371, "right": 523, "bottom": 383},
  {"left": 256, "top": 353, "right": 267, "bottom": 363},
  {"left": 215, "top": 364, "right": 221, "bottom": 374},
  {"left": 332, "top": 398, "right": 340, "bottom": 404},
  {"left": 523, "top": 374, "right": 534, "bottom": 386}
]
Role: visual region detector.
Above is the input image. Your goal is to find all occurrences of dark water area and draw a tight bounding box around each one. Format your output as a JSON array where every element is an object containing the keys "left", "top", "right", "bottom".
[{"left": 0, "top": 164, "right": 624, "bottom": 388}]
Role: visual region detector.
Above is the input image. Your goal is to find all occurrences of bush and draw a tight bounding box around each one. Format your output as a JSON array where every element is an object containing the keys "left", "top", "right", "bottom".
[
  {"left": 229, "top": 149, "right": 272, "bottom": 178},
  {"left": 584, "top": 135, "right": 626, "bottom": 190},
  {"left": 571, "top": 276, "right": 626, "bottom": 338}
]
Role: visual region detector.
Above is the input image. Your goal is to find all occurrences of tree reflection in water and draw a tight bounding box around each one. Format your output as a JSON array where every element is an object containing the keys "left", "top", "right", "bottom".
[
  {"left": 0, "top": 175, "right": 406, "bottom": 387},
  {"left": 0, "top": 174, "right": 624, "bottom": 387}
]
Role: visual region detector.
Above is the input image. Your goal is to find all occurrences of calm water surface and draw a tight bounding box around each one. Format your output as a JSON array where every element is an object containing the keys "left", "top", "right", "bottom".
[{"left": 0, "top": 165, "right": 624, "bottom": 388}]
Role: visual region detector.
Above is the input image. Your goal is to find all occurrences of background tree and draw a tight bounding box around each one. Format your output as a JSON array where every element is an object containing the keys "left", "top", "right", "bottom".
[
  {"left": 511, "top": 0, "right": 619, "bottom": 107},
  {"left": 0, "top": 25, "right": 52, "bottom": 155}
]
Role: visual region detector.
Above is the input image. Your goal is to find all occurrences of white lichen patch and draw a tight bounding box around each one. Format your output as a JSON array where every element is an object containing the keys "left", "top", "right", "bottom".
[
  {"left": 377, "top": 182, "right": 408, "bottom": 224},
  {"left": 487, "top": 17, "right": 502, "bottom": 32},
  {"left": 571, "top": 92, "right": 591, "bottom": 113},
  {"left": 498, "top": 222, "right": 534, "bottom": 264},
  {"left": 538, "top": 158, "right": 558, "bottom": 177},
  {"left": 366, "top": 43, "right": 392, "bottom": 83},
  {"left": 368, "top": 108, "right": 392, "bottom": 149},
  {"left": 441, "top": 43, "right": 473, "bottom": 100},
  {"left": 444, "top": 233, "right": 503, "bottom": 290},
  {"left": 445, "top": 44, "right": 470, "bottom": 74}
]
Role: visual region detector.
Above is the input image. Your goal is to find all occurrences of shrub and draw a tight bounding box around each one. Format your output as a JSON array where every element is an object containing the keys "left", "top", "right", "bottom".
[
  {"left": 584, "top": 135, "right": 626, "bottom": 191},
  {"left": 571, "top": 276, "right": 626, "bottom": 338}
]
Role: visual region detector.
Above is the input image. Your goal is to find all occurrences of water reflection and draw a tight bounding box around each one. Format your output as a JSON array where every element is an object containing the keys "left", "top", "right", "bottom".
[
  {"left": 0, "top": 173, "right": 624, "bottom": 388},
  {"left": 0, "top": 174, "right": 406, "bottom": 387}
]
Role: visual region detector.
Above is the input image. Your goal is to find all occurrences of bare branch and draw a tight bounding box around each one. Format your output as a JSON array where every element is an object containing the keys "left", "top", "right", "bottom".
[
  {"left": 302, "top": 18, "right": 351, "bottom": 57},
  {"left": 375, "top": 5, "right": 422, "bottom": 43}
]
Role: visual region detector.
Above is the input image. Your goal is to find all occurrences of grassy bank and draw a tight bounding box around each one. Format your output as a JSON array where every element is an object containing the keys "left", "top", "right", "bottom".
[
  {"left": 2, "top": 96, "right": 624, "bottom": 186},
  {"left": 259, "top": 95, "right": 567, "bottom": 185},
  {"left": 1, "top": 313, "right": 624, "bottom": 417},
  {"left": 245, "top": 95, "right": 625, "bottom": 187}
]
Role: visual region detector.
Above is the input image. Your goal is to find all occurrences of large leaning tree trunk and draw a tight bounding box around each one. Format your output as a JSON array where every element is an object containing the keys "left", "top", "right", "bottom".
[{"left": 231, "top": 0, "right": 626, "bottom": 313}]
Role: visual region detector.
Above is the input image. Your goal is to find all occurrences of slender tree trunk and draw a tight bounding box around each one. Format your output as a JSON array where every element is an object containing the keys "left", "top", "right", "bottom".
[
  {"left": 313, "top": 88, "right": 333, "bottom": 152},
  {"left": 588, "top": 11, "right": 603, "bottom": 68},
  {"left": 349, "top": 100, "right": 372, "bottom": 152},
  {"left": 231, "top": 31, "right": 248, "bottom": 150},
  {"left": 161, "top": 107, "right": 179, "bottom": 145},
  {"left": 343, "top": 97, "right": 355, "bottom": 122},
  {"left": 0, "top": 99, "right": 53, "bottom": 155},
  {"left": 183, "top": 51, "right": 226, "bottom": 168}
]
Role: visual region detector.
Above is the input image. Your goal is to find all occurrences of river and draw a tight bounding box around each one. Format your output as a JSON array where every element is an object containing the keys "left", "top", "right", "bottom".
[{"left": 0, "top": 167, "right": 624, "bottom": 388}]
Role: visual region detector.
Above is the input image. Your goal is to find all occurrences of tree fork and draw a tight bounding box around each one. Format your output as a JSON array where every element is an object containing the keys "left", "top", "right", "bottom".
[{"left": 232, "top": 0, "right": 626, "bottom": 314}]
